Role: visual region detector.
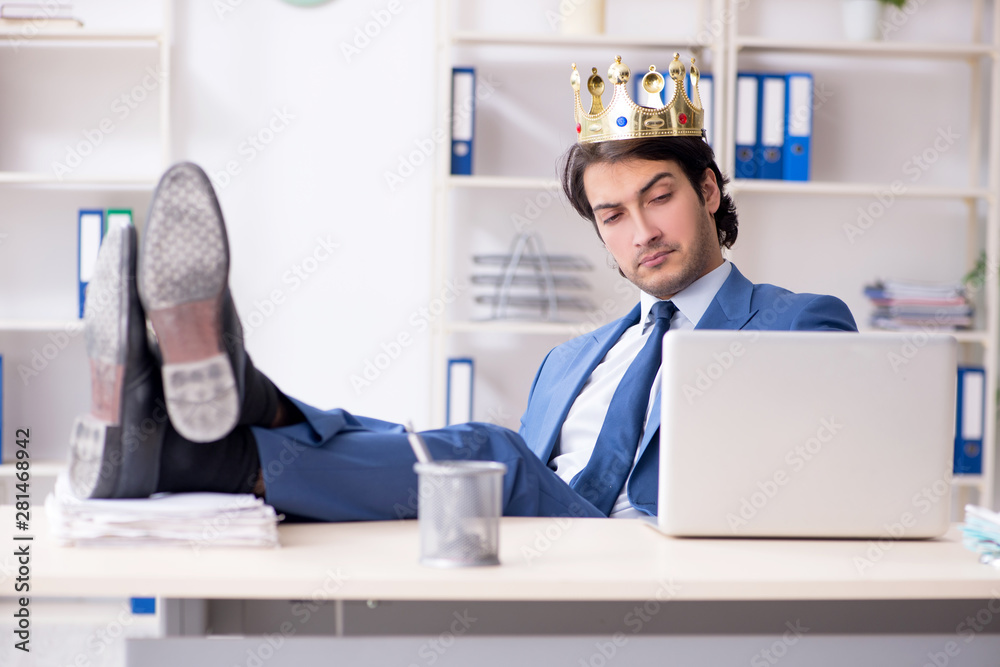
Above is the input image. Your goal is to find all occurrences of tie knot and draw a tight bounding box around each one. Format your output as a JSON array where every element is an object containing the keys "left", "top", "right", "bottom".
[{"left": 651, "top": 300, "right": 677, "bottom": 323}]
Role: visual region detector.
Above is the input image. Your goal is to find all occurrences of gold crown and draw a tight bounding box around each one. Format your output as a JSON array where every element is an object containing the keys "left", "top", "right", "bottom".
[{"left": 572, "top": 53, "right": 705, "bottom": 144}]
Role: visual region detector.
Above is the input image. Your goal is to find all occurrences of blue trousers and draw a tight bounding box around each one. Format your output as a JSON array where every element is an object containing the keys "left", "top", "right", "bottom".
[{"left": 250, "top": 399, "right": 604, "bottom": 522}]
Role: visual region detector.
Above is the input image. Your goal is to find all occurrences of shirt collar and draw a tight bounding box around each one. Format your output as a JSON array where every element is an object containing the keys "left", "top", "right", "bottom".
[{"left": 638, "top": 259, "right": 732, "bottom": 331}]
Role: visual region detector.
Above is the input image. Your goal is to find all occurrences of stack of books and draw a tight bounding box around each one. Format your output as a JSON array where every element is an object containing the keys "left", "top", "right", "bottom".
[
  {"left": 46, "top": 474, "right": 280, "bottom": 548},
  {"left": 961, "top": 505, "right": 1000, "bottom": 569},
  {"left": 863, "top": 279, "right": 973, "bottom": 331}
]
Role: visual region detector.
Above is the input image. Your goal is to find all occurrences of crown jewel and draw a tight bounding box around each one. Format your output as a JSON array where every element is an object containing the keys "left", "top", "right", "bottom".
[{"left": 572, "top": 54, "right": 705, "bottom": 144}]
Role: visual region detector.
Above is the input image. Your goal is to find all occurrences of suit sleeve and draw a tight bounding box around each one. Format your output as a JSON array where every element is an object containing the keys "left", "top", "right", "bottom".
[{"left": 789, "top": 294, "right": 859, "bottom": 332}]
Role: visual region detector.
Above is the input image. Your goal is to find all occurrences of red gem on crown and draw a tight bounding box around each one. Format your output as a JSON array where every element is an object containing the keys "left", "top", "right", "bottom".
[
  {"left": 679, "top": 113, "right": 688, "bottom": 125},
  {"left": 576, "top": 123, "right": 582, "bottom": 134}
]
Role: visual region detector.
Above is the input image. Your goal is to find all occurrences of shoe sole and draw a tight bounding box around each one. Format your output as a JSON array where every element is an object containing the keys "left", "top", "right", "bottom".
[
  {"left": 138, "top": 163, "right": 239, "bottom": 443},
  {"left": 69, "top": 220, "right": 130, "bottom": 499}
]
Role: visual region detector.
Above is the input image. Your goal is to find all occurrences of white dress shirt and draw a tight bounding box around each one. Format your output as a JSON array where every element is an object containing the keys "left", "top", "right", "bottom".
[{"left": 548, "top": 260, "right": 733, "bottom": 518}]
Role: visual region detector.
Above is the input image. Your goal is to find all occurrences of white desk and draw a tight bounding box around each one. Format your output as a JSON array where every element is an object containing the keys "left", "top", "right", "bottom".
[
  {"left": 3, "top": 508, "right": 1000, "bottom": 666},
  {"left": 10, "top": 508, "right": 998, "bottom": 601}
]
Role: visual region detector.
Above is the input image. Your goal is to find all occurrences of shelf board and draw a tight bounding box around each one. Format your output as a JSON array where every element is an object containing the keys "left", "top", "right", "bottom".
[
  {"left": 446, "top": 175, "right": 560, "bottom": 191},
  {"left": 452, "top": 31, "right": 710, "bottom": 50},
  {"left": 952, "top": 475, "right": 984, "bottom": 489},
  {"left": 0, "top": 29, "right": 161, "bottom": 43},
  {"left": 736, "top": 36, "right": 997, "bottom": 59},
  {"left": 857, "top": 328, "right": 990, "bottom": 345},
  {"left": 444, "top": 319, "right": 597, "bottom": 336},
  {"left": 0, "top": 172, "right": 158, "bottom": 188},
  {"left": 0, "top": 319, "right": 83, "bottom": 332},
  {"left": 730, "top": 179, "right": 992, "bottom": 200}
]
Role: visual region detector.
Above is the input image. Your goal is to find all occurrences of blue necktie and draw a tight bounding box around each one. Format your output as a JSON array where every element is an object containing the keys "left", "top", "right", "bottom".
[{"left": 570, "top": 300, "right": 678, "bottom": 515}]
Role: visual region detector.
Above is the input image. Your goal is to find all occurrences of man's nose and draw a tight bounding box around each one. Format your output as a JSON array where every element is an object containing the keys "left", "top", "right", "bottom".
[{"left": 632, "top": 212, "right": 661, "bottom": 246}]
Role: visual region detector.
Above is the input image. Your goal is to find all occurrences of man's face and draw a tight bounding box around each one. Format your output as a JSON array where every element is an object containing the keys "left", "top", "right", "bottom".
[{"left": 583, "top": 158, "right": 724, "bottom": 299}]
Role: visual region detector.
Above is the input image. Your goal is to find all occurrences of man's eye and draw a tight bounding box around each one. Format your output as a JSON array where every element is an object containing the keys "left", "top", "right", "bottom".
[
  {"left": 652, "top": 193, "right": 672, "bottom": 203},
  {"left": 602, "top": 213, "right": 621, "bottom": 224}
]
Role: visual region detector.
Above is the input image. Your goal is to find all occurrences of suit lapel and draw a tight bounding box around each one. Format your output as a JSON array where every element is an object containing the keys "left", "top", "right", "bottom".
[
  {"left": 693, "top": 263, "right": 759, "bottom": 332},
  {"left": 535, "top": 304, "right": 641, "bottom": 460}
]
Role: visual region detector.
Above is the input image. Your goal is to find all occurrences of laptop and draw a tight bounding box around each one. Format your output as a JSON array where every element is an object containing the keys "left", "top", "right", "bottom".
[{"left": 657, "top": 331, "right": 956, "bottom": 538}]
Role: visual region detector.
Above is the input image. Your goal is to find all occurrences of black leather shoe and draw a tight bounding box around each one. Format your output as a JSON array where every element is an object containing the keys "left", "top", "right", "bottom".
[
  {"left": 69, "top": 217, "right": 167, "bottom": 499},
  {"left": 137, "top": 162, "right": 246, "bottom": 443}
]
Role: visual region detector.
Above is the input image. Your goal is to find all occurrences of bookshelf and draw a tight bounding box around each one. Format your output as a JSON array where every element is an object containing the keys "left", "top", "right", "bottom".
[
  {"left": 0, "top": 4, "right": 173, "bottom": 489},
  {"left": 432, "top": 0, "right": 1000, "bottom": 509}
]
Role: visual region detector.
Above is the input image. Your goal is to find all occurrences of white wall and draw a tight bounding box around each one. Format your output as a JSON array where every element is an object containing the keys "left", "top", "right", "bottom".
[{"left": 171, "top": 0, "right": 438, "bottom": 425}]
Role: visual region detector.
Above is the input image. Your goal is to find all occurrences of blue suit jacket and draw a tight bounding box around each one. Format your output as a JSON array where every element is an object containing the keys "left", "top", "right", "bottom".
[{"left": 518, "top": 263, "right": 858, "bottom": 516}]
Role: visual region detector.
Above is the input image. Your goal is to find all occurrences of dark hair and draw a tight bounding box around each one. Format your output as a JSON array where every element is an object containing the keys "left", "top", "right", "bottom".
[{"left": 559, "top": 136, "right": 738, "bottom": 249}]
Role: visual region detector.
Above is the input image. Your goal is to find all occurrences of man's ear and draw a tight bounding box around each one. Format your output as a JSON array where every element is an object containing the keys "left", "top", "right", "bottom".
[{"left": 700, "top": 168, "right": 721, "bottom": 215}]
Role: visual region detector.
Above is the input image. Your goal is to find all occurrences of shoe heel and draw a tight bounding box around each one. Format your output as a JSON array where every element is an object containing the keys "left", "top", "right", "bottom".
[
  {"left": 149, "top": 298, "right": 239, "bottom": 442},
  {"left": 160, "top": 354, "right": 239, "bottom": 443},
  {"left": 68, "top": 415, "right": 121, "bottom": 499}
]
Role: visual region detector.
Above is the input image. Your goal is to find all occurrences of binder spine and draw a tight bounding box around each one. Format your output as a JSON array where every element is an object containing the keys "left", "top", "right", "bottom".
[
  {"left": 783, "top": 73, "right": 813, "bottom": 182},
  {"left": 700, "top": 73, "right": 714, "bottom": 147},
  {"left": 954, "top": 366, "right": 985, "bottom": 475},
  {"left": 450, "top": 67, "right": 476, "bottom": 176},
  {"left": 78, "top": 210, "right": 104, "bottom": 318},
  {"left": 446, "top": 357, "right": 474, "bottom": 426},
  {"left": 735, "top": 74, "right": 760, "bottom": 179},
  {"left": 758, "top": 74, "right": 786, "bottom": 180}
]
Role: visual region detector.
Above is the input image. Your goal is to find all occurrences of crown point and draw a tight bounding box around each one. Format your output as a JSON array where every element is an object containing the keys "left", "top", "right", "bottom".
[
  {"left": 649, "top": 65, "right": 656, "bottom": 72},
  {"left": 608, "top": 57, "right": 630, "bottom": 85},
  {"left": 668, "top": 53, "right": 685, "bottom": 82}
]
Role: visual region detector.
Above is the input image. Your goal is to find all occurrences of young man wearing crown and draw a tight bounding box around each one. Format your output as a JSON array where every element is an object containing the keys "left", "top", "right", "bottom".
[{"left": 69, "top": 55, "right": 855, "bottom": 520}]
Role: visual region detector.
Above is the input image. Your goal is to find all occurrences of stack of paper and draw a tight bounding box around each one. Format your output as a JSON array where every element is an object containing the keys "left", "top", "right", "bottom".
[
  {"left": 863, "top": 279, "right": 973, "bottom": 331},
  {"left": 46, "top": 474, "right": 280, "bottom": 548},
  {"left": 961, "top": 505, "right": 1000, "bottom": 569}
]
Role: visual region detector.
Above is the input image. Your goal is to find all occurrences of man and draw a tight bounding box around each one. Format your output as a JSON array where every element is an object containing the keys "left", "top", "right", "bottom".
[{"left": 69, "top": 55, "right": 856, "bottom": 521}]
